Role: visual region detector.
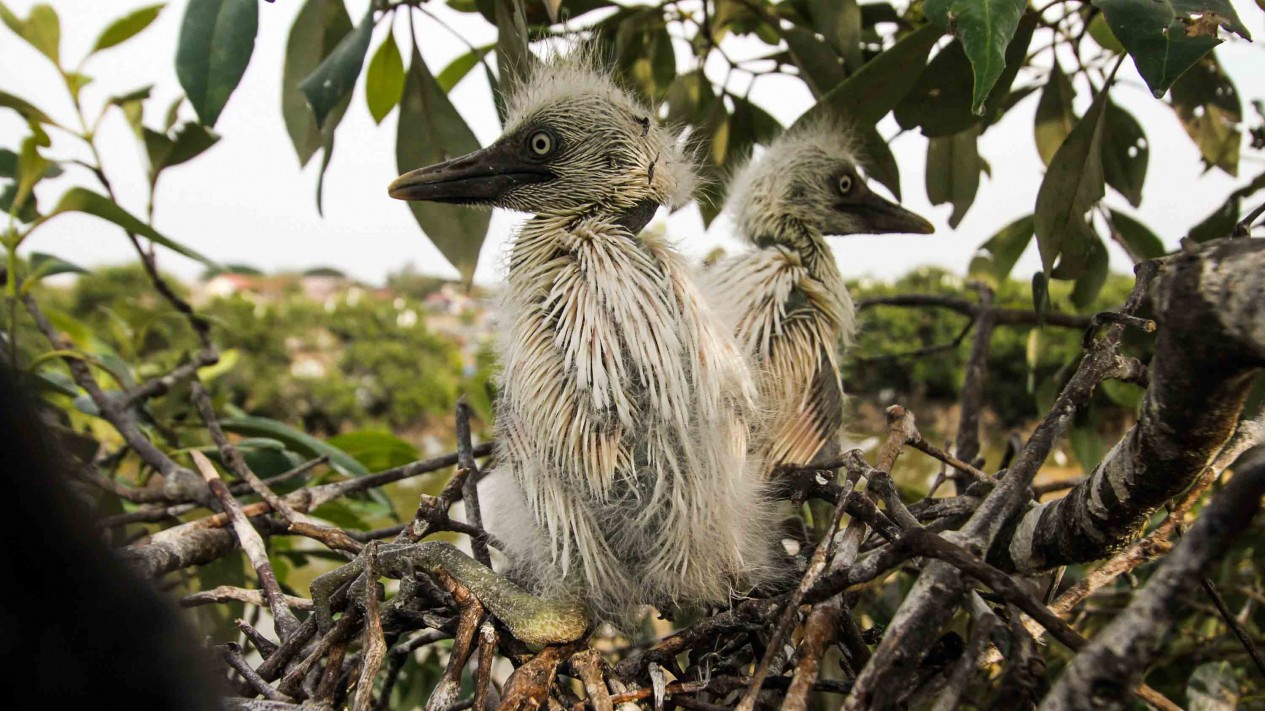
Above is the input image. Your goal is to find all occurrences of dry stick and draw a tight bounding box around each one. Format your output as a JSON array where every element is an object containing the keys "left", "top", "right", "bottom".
[
  {"left": 192, "top": 381, "right": 365, "bottom": 555},
  {"left": 499, "top": 641, "right": 583, "bottom": 711},
  {"left": 572, "top": 648, "right": 614, "bottom": 711},
  {"left": 905, "top": 432, "right": 991, "bottom": 486},
  {"left": 353, "top": 542, "right": 388, "bottom": 711},
  {"left": 952, "top": 283, "right": 996, "bottom": 494},
  {"left": 1041, "top": 456, "right": 1265, "bottom": 711},
  {"left": 373, "top": 631, "right": 452, "bottom": 711},
  {"left": 455, "top": 397, "right": 492, "bottom": 566},
  {"left": 220, "top": 643, "right": 293, "bottom": 702},
  {"left": 734, "top": 474, "right": 858, "bottom": 711},
  {"left": 126, "top": 443, "right": 491, "bottom": 577},
  {"left": 901, "top": 527, "right": 1181, "bottom": 711},
  {"left": 424, "top": 573, "right": 486, "bottom": 711},
  {"left": 22, "top": 293, "right": 208, "bottom": 503},
  {"left": 1200, "top": 576, "right": 1265, "bottom": 680},
  {"left": 313, "top": 633, "right": 350, "bottom": 703},
  {"left": 190, "top": 450, "right": 302, "bottom": 639},
  {"left": 278, "top": 611, "right": 360, "bottom": 698},
  {"left": 844, "top": 258, "right": 1162, "bottom": 710},
  {"left": 927, "top": 596, "right": 998, "bottom": 711},
  {"left": 856, "top": 293, "right": 1092, "bottom": 329},
  {"left": 182, "top": 586, "right": 314, "bottom": 611},
  {"left": 238, "top": 619, "right": 280, "bottom": 657},
  {"left": 121, "top": 347, "right": 219, "bottom": 407},
  {"left": 780, "top": 407, "right": 918, "bottom": 711},
  {"left": 976, "top": 414, "right": 1265, "bottom": 666},
  {"left": 472, "top": 621, "right": 498, "bottom": 711}
]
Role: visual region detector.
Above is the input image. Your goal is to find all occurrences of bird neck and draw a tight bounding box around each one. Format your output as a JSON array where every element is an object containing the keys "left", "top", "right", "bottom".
[
  {"left": 528, "top": 199, "right": 661, "bottom": 237},
  {"left": 753, "top": 219, "right": 842, "bottom": 286}
]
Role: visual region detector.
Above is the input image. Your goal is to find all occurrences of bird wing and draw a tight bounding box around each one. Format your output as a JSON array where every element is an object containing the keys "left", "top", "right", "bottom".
[{"left": 706, "top": 248, "right": 850, "bottom": 472}]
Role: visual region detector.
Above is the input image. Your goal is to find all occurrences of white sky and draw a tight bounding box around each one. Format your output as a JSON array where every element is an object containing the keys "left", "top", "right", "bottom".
[{"left": 1, "top": 0, "right": 1263, "bottom": 286}]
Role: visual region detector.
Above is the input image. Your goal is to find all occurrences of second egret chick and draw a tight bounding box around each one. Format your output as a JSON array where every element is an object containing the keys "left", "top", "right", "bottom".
[{"left": 707, "top": 121, "right": 934, "bottom": 473}]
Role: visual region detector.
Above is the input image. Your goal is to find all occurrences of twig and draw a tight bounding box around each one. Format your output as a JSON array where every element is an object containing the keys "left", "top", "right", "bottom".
[
  {"left": 182, "top": 586, "right": 314, "bottom": 611},
  {"left": 353, "top": 542, "right": 387, "bottom": 711},
  {"left": 455, "top": 397, "right": 491, "bottom": 566},
  {"left": 928, "top": 596, "right": 997, "bottom": 711},
  {"left": 953, "top": 283, "right": 996, "bottom": 493},
  {"left": 23, "top": 293, "right": 207, "bottom": 504},
  {"left": 192, "top": 381, "right": 364, "bottom": 555},
  {"left": 1200, "top": 577, "right": 1265, "bottom": 680},
  {"left": 237, "top": 618, "right": 279, "bottom": 657},
  {"left": 219, "top": 643, "right": 293, "bottom": 702},
  {"left": 1043, "top": 454, "right": 1265, "bottom": 709},
  {"left": 472, "top": 621, "right": 498, "bottom": 711},
  {"left": 190, "top": 450, "right": 301, "bottom": 640},
  {"left": 424, "top": 573, "right": 485, "bottom": 711}
]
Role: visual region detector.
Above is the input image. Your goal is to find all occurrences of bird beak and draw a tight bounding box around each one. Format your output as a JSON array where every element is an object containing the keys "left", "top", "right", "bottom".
[
  {"left": 847, "top": 191, "right": 936, "bottom": 235},
  {"left": 388, "top": 142, "right": 554, "bottom": 204}
]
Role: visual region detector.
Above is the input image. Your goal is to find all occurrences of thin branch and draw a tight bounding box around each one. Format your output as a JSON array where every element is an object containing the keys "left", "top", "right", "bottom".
[
  {"left": 182, "top": 586, "right": 314, "bottom": 611},
  {"left": 189, "top": 450, "right": 301, "bottom": 640}
]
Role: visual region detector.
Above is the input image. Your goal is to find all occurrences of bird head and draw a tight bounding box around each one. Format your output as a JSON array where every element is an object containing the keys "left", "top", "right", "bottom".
[
  {"left": 389, "top": 56, "right": 695, "bottom": 218},
  {"left": 725, "top": 118, "right": 934, "bottom": 243}
]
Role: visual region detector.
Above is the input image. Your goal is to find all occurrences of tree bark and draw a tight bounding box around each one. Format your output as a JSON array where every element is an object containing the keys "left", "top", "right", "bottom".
[
  {"left": 1038, "top": 452, "right": 1265, "bottom": 710},
  {"left": 1000, "top": 239, "right": 1265, "bottom": 571}
]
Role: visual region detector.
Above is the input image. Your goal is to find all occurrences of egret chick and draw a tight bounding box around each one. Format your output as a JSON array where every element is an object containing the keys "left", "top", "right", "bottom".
[
  {"left": 313, "top": 56, "right": 770, "bottom": 642},
  {"left": 707, "top": 121, "right": 934, "bottom": 473}
]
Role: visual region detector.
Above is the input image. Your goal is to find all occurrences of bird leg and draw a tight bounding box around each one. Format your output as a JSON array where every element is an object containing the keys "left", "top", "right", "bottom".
[{"left": 310, "top": 541, "right": 590, "bottom": 646}]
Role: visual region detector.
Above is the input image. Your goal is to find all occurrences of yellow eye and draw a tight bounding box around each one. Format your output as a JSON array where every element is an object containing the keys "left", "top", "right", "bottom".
[
  {"left": 529, "top": 131, "right": 554, "bottom": 156},
  {"left": 837, "top": 174, "right": 854, "bottom": 194}
]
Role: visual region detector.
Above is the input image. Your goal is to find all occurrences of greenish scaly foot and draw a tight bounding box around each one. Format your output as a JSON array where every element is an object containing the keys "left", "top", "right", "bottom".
[{"left": 310, "top": 541, "right": 590, "bottom": 646}]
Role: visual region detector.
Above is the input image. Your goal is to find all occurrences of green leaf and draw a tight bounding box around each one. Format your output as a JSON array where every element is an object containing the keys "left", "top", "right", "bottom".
[
  {"left": 220, "top": 415, "right": 369, "bottom": 477},
  {"left": 1033, "top": 61, "right": 1075, "bottom": 166},
  {"left": 1069, "top": 421, "right": 1108, "bottom": 473},
  {"left": 1093, "top": 0, "right": 1223, "bottom": 97},
  {"left": 436, "top": 46, "right": 490, "bottom": 93},
  {"left": 1100, "top": 99, "right": 1148, "bottom": 207},
  {"left": 27, "top": 252, "right": 87, "bottom": 281},
  {"left": 365, "top": 33, "right": 405, "bottom": 124},
  {"left": 1069, "top": 237, "right": 1108, "bottom": 309},
  {"left": 327, "top": 430, "right": 420, "bottom": 472},
  {"left": 781, "top": 25, "right": 847, "bottom": 97},
  {"left": 1169, "top": 54, "right": 1240, "bottom": 177},
  {"left": 1034, "top": 83, "right": 1110, "bottom": 275},
  {"left": 176, "top": 0, "right": 258, "bottom": 126},
  {"left": 1086, "top": 11, "right": 1124, "bottom": 54},
  {"left": 808, "top": 0, "right": 861, "bottom": 70},
  {"left": 495, "top": 0, "right": 531, "bottom": 96},
  {"left": 91, "top": 3, "right": 164, "bottom": 55},
  {"left": 796, "top": 21, "right": 942, "bottom": 130},
  {"left": 1187, "top": 196, "right": 1238, "bottom": 242},
  {"left": 893, "top": 40, "right": 976, "bottom": 138},
  {"left": 0, "top": 89, "right": 54, "bottom": 125},
  {"left": 925, "top": 125, "right": 981, "bottom": 228},
  {"left": 397, "top": 47, "right": 492, "bottom": 284},
  {"left": 144, "top": 122, "right": 219, "bottom": 183},
  {"left": 924, "top": 0, "right": 1027, "bottom": 114},
  {"left": 2, "top": 2, "right": 60, "bottom": 65},
  {"left": 857, "top": 124, "right": 901, "bottom": 202},
  {"left": 282, "top": 0, "right": 353, "bottom": 167},
  {"left": 196, "top": 347, "right": 238, "bottom": 382},
  {"left": 1031, "top": 271, "right": 1050, "bottom": 326},
  {"left": 1108, "top": 210, "right": 1165, "bottom": 261},
  {"left": 1100, "top": 379, "right": 1143, "bottom": 410},
  {"left": 14, "top": 135, "right": 49, "bottom": 213},
  {"left": 976, "top": 214, "right": 1033, "bottom": 282},
  {"left": 43, "top": 188, "right": 218, "bottom": 267},
  {"left": 300, "top": 5, "right": 375, "bottom": 131},
  {"left": 0, "top": 148, "right": 14, "bottom": 178}
]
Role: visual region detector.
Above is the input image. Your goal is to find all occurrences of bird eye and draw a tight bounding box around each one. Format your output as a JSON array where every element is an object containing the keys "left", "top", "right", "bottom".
[
  {"left": 837, "top": 174, "right": 854, "bottom": 195},
  {"left": 528, "top": 131, "right": 554, "bottom": 157}
]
